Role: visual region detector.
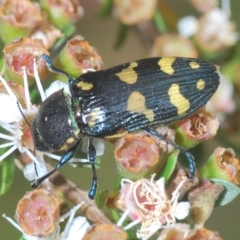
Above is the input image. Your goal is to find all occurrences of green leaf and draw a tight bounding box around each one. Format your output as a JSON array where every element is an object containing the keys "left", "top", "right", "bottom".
[
  {"left": 50, "top": 25, "right": 75, "bottom": 56},
  {"left": 209, "top": 178, "right": 240, "bottom": 206},
  {"left": 30, "top": 87, "right": 41, "bottom": 104},
  {"left": 0, "top": 57, "right": 5, "bottom": 73},
  {"left": 98, "top": 0, "right": 114, "bottom": 17},
  {"left": 126, "top": 225, "right": 139, "bottom": 240},
  {"left": 158, "top": 150, "right": 179, "bottom": 182},
  {"left": 153, "top": 10, "right": 167, "bottom": 33},
  {"left": 0, "top": 153, "right": 15, "bottom": 195},
  {"left": 111, "top": 209, "right": 121, "bottom": 223},
  {"left": 95, "top": 190, "right": 108, "bottom": 209},
  {"left": 114, "top": 22, "right": 129, "bottom": 49}
]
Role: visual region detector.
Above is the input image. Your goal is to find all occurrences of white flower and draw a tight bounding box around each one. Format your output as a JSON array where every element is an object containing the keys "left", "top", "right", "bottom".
[
  {"left": 178, "top": 1, "right": 238, "bottom": 51},
  {"left": 45, "top": 80, "right": 70, "bottom": 97},
  {"left": 178, "top": 16, "right": 198, "bottom": 38},
  {"left": 3, "top": 203, "right": 90, "bottom": 240},
  {"left": 206, "top": 76, "right": 235, "bottom": 120},
  {"left": 117, "top": 175, "right": 190, "bottom": 240},
  {"left": 0, "top": 65, "right": 38, "bottom": 163}
]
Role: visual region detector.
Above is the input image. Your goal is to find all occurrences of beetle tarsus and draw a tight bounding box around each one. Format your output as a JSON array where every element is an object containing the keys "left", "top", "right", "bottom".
[
  {"left": 88, "top": 175, "right": 97, "bottom": 199},
  {"left": 185, "top": 151, "right": 196, "bottom": 181},
  {"left": 32, "top": 168, "right": 56, "bottom": 188}
]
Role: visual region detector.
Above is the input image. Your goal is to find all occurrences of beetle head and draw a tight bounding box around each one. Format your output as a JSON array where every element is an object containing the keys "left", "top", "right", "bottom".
[{"left": 31, "top": 89, "right": 80, "bottom": 152}]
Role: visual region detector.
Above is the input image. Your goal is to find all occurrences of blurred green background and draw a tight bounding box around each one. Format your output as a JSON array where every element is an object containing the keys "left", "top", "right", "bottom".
[{"left": 1, "top": 0, "right": 240, "bottom": 239}]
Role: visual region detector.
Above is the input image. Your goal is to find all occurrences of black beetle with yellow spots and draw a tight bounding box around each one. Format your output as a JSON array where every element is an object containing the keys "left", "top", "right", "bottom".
[{"left": 31, "top": 55, "right": 221, "bottom": 199}]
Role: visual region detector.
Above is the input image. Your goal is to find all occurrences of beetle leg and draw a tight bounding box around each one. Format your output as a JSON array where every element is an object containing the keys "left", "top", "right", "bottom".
[
  {"left": 143, "top": 127, "right": 196, "bottom": 180},
  {"left": 32, "top": 138, "right": 82, "bottom": 188},
  {"left": 87, "top": 137, "right": 98, "bottom": 199}
]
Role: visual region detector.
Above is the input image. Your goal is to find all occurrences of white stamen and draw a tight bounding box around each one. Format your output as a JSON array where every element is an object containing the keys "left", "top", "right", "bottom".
[
  {"left": 23, "top": 148, "right": 41, "bottom": 164},
  {"left": 2, "top": 214, "right": 24, "bottom": 233},
  {"left": 69, "top": 158, "right": 89, "bottom": 163},
  {"left": 44, "top": 152, "right": 89, "bottom": 163},
  {"left": 133, "top": 181, "right": 147, "bottom": 211},
  {"left": 139, "top": 225, "right": 161, "bottom": 240},
  {"left": 22, "top": 67, "right": 31, "bottom": 110},
  {"left": 33, "top": 58, "right": 46, "bottom": 101},
  {"left": 1, "top": 122, "right": 18, "bottom": 134},
  {"left": 0, "top": 145, "right": 17, "bottom": 162},
  {"left": 121, "top": 178, "right": 133, "bottom": 187},
  {"left": 124, "top": 218, "right": 141, "bottom": 231},
  {"left": 171, "top": 178, "right": 186, "bottom": 204},
  {"left": 0, "top": 133, "right": 14, "bottom": 141},
  {"left": 117, "top": 208, "right": 131, "bottom": 227},
  {"left": 62, "top": 202, "right": 84, "bottom": 238},
  {"left": 0, "top": 142, "right": 15, "bottom": 148},
  {"left": 0, "top": 75, "right": 21, "bottom": 106},
  {"left": 44, "top": 152, "right": 61, "bottom": 160}
]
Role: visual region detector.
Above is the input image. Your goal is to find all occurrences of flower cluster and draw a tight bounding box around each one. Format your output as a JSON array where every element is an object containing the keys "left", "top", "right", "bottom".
[{"left": 1, "top": 0, "right": 240, "bottom": 239}]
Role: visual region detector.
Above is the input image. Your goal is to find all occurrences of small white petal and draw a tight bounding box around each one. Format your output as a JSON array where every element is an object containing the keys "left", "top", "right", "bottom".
[
  {"left": 23, "top": 162, "right": 48, "bottom": 181},
  {"left": 92, "top": 138, "right": 105, "bottom": 156},
  {"left": 178, "top": 16, "right": 198, "bottom": 37},
  {"left": 65, "top": 216, "right": 90, "bottom": 240},
  {"left": 206, "top": 76, "right": 235, "bottom": 115},
  {"left": 81, "top": 137, "right": 105, "bottom": 157},
  {"left": 45, "top": 80, "right": 70, "bottom": 97},
  {"left": 173, "top": 202, "right": 190, "bottom": 220},
  {"left": 23, "top": 162, "right": 37, "bottom": 181},
  {"left": 207, "top": 8, "right": 228, "bottom": 23},
  {"left": 0, "top": 94, "right": 22, "bottom": 123},
  {"left": 22, "top": 234, "right": 39, "bottom": 240}
]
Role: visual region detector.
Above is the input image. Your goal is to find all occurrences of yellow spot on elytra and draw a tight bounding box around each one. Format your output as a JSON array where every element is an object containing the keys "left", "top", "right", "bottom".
[
  {"left": 158, "top": 57, "right": 175, "bottom": 75},
  {"left": 88, "top": 108, "right": 102, "bottom": 127},
  {"left": 197, "top": 79, "right": 205, "bottom": 90},
  {"left": 77, "top": 81, "right": 93, "bottom": 91},
  {"left": 189, "top": 61, "right": 200, "bottom": 69},
  {"left": 168, "top": 84, "right": 190, "bottom": 115},
  {"left": 115, "top": 62, "right": 138, "bottom": 84},
  {"left": 126, "top": 91, "right": 154, "bottom": 122}
]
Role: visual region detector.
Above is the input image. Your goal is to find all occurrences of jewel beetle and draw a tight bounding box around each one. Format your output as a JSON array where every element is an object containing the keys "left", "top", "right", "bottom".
[{"left": 31, "top": 55, "right": 221, "bottom": 199}]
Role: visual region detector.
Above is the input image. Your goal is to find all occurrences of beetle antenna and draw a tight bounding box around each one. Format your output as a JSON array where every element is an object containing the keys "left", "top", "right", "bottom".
[
  {"left": 17, "top": 101, "right": 30, "bottom": 126},
  {"left": 33, "top": 148, "right": 38, "bottom": 177},
  {"left": 41, "top": 54, "right": 74, "bottom": 85},
  {"left": 17, "top": 101, "right": 39, "bottom": 177}
]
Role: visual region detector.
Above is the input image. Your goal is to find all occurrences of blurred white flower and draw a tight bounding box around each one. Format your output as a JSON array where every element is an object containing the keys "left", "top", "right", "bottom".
[
  {"left": 206, "top": 76, "right": 235, "bottom": 119},
  {"left": 178, "top": 16, "right": 198, "bottom": 38}
]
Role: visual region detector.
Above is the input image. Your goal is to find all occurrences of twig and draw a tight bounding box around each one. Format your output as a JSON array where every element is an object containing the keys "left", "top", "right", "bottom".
[{"left": 48, "top": 169, "right": 112, "bottom": 224}]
